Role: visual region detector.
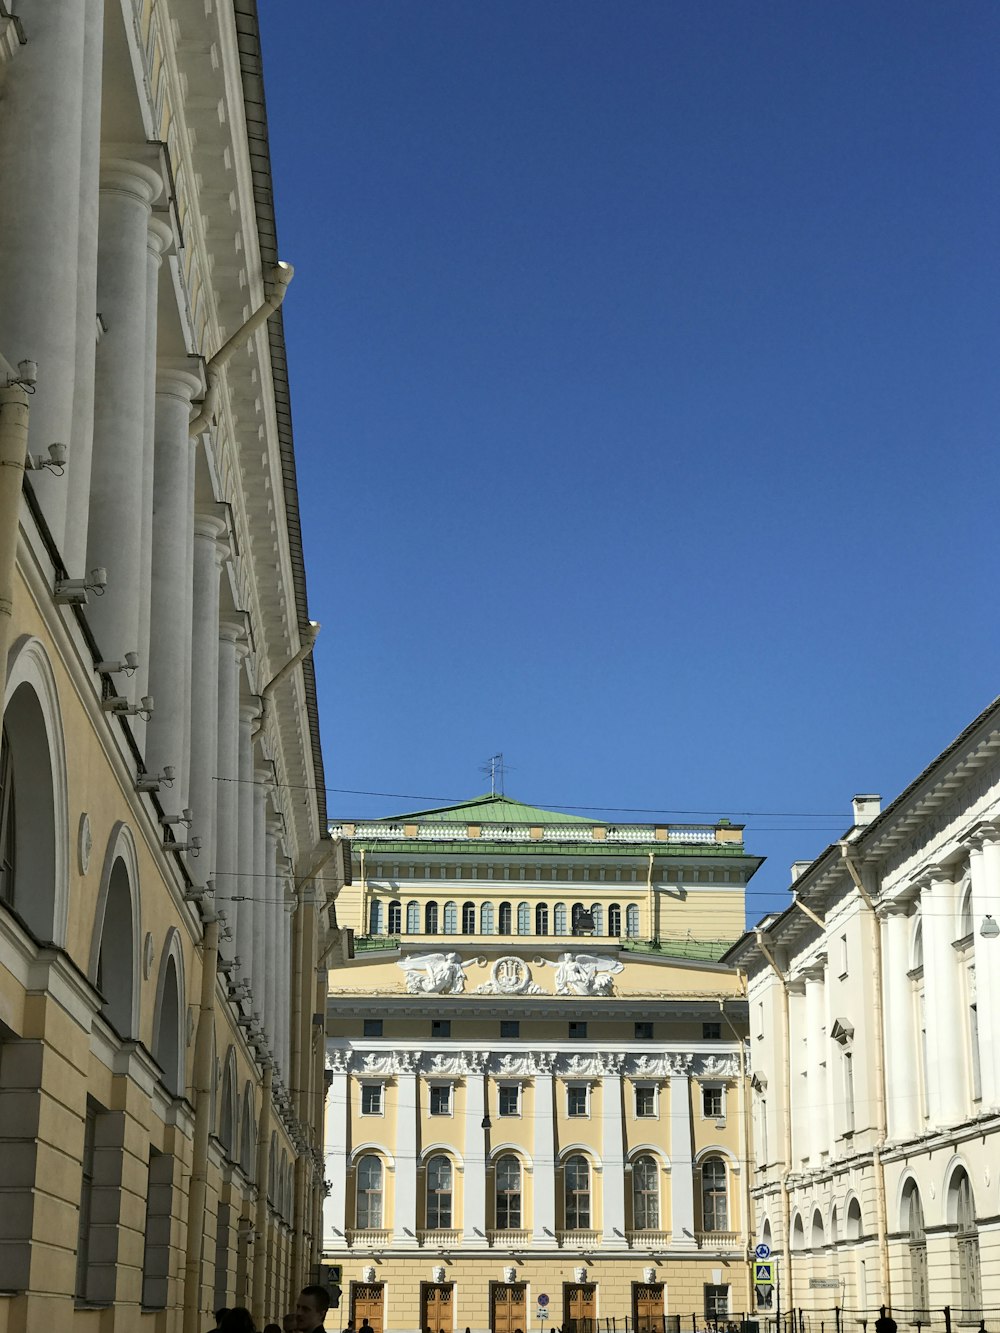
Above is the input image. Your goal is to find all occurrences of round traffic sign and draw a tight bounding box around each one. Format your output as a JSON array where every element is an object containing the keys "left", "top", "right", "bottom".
[
  {"left": 755, "top": 1243, "right": 771, "bottom": 1260},
  {"left": 538, "top": 1295, "right": 550, "bottom": 1307}
]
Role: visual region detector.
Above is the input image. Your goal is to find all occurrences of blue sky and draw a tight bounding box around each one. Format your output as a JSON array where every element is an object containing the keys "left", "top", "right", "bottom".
[{"left": 258, "top": 1, "right": 1000, "bottom": 926}]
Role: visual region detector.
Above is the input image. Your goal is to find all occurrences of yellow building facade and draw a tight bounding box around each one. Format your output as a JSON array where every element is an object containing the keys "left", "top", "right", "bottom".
[{"left": 324, "top": 797, "right": 762, "bottom": 1332}]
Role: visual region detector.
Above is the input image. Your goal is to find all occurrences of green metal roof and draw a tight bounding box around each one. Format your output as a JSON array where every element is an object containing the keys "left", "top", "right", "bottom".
[
  {"left": 351, "top": 838, "right": 756, "bottom": 860},
  {"left": 386, "top": 794, "right": 596, "bottom": 825}
]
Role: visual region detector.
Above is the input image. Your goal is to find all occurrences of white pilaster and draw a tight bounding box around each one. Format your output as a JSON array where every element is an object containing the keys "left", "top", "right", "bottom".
[
  {"left": 145, "top": 369, "right": 201, "bottom": 808},
  {"left": 215, "top": 619, "right": 243, "bottom": 965},
  {"left": 803, "top": 962, "right": 828, "bottom": 1162},
  {"left": 669, "top": 1072, "right": 695, "bottom": 1248},
  {"left": 0, "top": 1, "right": 87, "bottom": 551},
  {"left": 921, "top": 870, "right": 965, "bottom": 1124},
  {"left": 261, "top": 819, "right": 279, "bottom": 1046},
  {"left": 236, "top": 700, "right": 257, "bottom": 996},
  {"left": 392, "top": 1063, "right": 419, "bottom": 1247},
  {"left": 86, "top": 159, "right": 163, "bottom": 673},
  {"left": 531, "top": 1062, "right": 557, "bottom": 1247},
  {"left": 601, "top": 1059, "right": 626, "bottom": 1244},
  {"left": 882, "top": 903, "right": 920, "bottom": 1140},
  {"left": 324, "top": 1059, "right": 350, "bottom": 1245},
  {"left": 281, "top": 899, "right": 295, "bottom": 1076},
  {"left": 188, "top": 515, "right": 227, "bottom": 884},
  {"left": 462, "top": 1064, "right": 488, "bottom": 1246},
  {"left": 257, "top": 770, "right": 276, "bottom": 1055},
  {"left": 971, "top": 831, "right": 1000, "bottom": 1109}
]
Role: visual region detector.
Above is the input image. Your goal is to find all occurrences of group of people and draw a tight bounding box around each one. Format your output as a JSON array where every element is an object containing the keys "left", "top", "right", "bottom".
[{"left": 208, "top": 1284, "right": 334, "bottom": 1333}]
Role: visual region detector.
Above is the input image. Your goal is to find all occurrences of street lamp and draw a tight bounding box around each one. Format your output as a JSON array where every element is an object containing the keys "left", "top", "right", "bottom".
[{"left": 980, "top": 915, "right": 999, "bottom": 939}]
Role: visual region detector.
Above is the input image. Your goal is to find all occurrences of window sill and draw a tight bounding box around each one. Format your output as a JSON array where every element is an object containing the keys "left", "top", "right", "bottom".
[{"left": 74, "top": 1302, "right": 113, "bottom": 1311}]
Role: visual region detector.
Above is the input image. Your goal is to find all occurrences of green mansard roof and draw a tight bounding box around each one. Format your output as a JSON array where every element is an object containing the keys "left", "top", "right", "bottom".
[{"left": 386, "top": 794, "right": 595, "bottom": 825}]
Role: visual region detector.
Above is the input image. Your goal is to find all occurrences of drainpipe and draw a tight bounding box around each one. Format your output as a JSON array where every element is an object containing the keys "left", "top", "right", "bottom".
[
  {"left": 251, "top": 619, "right": 321, "bottom": 741},
  {"left": 0, "top": 378, "right": 30, "bottom": 721},
  {"left": 718, "top": 989, "right": 754, "bottom": 1312},
  {"left": 188, "top": 262, "right": 294, "bottom": 438},
  {"left": 840, "top": 843, "right": 891, "bottom": 1307},
  {"left": 252, "top": 1061, "right": 274, "bottom": 1322},
  {"left": 183, "top": 915, "right": 221, "bottom": 1333},
  {"left": 792, "top": 892, "right": 825, "bottom": 930},
  {"left": 755, "top": 928, "right": 794, "bottom": 1311}
]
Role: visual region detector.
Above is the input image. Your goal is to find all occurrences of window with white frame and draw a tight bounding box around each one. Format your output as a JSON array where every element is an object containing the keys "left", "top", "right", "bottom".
[
  {"left": 839, "top": 933, "right": 849, "bottom": 978},
  {"left": 631, "top": 1154, "right": 659, "bottom": 1231},
  {"left": 360, "top": 1082, "right": 384, "bottom": 1116},
  {"left": 634, "top": 1083, "right": 657, "bottom": 1118},
  {"left": 498, "top": 1083, "right": 521, "bottom": 1117},
  {"left": 355, "top": 1154, "right": 383, "bottom": 1228},
  {"left": 429, "top": 1084, "right": 452, "bottom": 1116},
  {"left": 702, "top": 1084, "right": 724, "bottom": 1120},
  {"left": 566, "top": 1083, "right": 589, "bottom": 1117},
  {"left": 705, "top": 1285, "right": 730, "bottom": 1318}
]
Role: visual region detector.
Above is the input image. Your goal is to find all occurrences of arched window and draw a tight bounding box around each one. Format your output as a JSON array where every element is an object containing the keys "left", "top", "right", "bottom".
[
  {"left": 608, "top": 903, "right": 622, "bottom": 936},
  {"left": 564, "top": 1155, "right": 591, "bottom": 1229},
  {"left": 571, "top": 902, "right": 587, "bottom": 932},
  {"left": 481, "top": 901, "right": 495, "bottom": 935},
  {"left": 499, "top": 901, "right": 512, "bottom": 935},
  {"left": 0, "top": 726, "right": 14, "bottom": 906},
  {"left": 535, "top": 903, "right": 549, "bottom": 935},
  {"left": 153, "top": 950, "right": 183, "bottom": 1096},
  {"left": 951, "top": 1169, "right": 981, "bottom": 1309},
  {"left": 590, "top": 903, "right": 603, "bottom": 935},
  {"left": 426, "top": 1155, "right": 453, "bottom": 1228},
  {"left": 554, "top": 902, "right": 568, "bottom": 936},
  {"left": 356, "top": 1155, "right": 383, "bottom": 1229},
  {"left": 626, "top": 903, "right": 640, "bottom": 937},
  {"left": 240, "top": 1087, "right": 255, "bottom": 1177},
  {"left": 701, "top": 1157, "right": 728, "bottom": 1232},
  {"left": 406, "top": 900, "right": 419, "bottom": 933},
  {"left": 425, "top": 901, "right": 439, "bottom": 934},
  {"left": 369, "top": 899, "right": 383, "bottom": 935},
  {"left": 219, "top": 1056, "right": 236, "bottom": 1155},
  {"left": 846, "top": 1196, "right": 863, "bottom": 1241},
  {"left": 462, "top": 901, "right": 476, "bottom": 934},
  {"left": 632, "top": 1155, "right": 659, "bottom": 1231},
  {"left": 495, "top": 1154, "right": 521, "bottom": 1229},
  {"left": 388, "top": 900, "right": 402, "bottom": 934},
  {"left": 811, "top": 1208, "right": 825, "bottom": 1249},
  {"left": 517, "top": 902, "right": 530, "bottom": 934},
  {"left": 791, "top": 1213, "right": 805, "bottom": 1250},
  {"left": 904, "top": 1182, "right": 928, "bottom": 1313},
  {"left": 93, "top": 852, "right": 136, "bottom": 1036},
  {"left": 443, "top": 900, "right": 458, "bottom": 934}
]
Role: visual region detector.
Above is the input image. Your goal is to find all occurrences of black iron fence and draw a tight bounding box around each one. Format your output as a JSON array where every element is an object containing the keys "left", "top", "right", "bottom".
[{"left": 451, "top": 1311, "right": 1000, "bottom": 1333}]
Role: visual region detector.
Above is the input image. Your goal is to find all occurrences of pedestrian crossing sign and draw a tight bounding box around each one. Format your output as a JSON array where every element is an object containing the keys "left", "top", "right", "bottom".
[{"left": 754, "top": 1261, "right": 774, "bottom": 1286}]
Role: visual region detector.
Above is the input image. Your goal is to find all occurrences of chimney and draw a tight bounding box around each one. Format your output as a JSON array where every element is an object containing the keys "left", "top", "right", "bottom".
[
  {"left": 852, "top": 794, "right": 881, "bottom": 827},
  {"left": 790, "top": 860, "right": 813, "bottom": 883}
]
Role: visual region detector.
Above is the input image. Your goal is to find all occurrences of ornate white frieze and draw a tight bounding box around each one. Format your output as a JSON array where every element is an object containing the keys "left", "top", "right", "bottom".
[
  {"left": 338, "top": 1044, "right": 734, "bottom": 1079},
  {"left": 697, "top": 1053, "right": 739, "bottom": 1079},
  {"left": 600, "top": 1052, "right": 626, "bottom": 1075},
  {"left": 325, "top": 1050, "right": 350, "bottom": 1073},
  {"left": 562, "top": 1053, "right": 602, "bottom": 1077},
  {"left": 473, "top": 955, "right": 544, "bottom": 995},
  {"left": 358, "top": 1052, "right": 395, "bottom": 1075},
  {"left": 425, "top": 1052, "right": 466, "bottom": 1077},
  {"left": 631, "top": 1053, "right": 670, "bottom": 1078},
  {"left": 398, "top": 952, "right": 472, "bottom": 995},
  {"left": 465, "top": 1051, "right": 488, "bottom": 1075},
  {"left": 551, "top": 952, "right": 624, "bottom": 996},
  {"left": 495, "top": 1053, "right": 535, "bottom": 1077}
]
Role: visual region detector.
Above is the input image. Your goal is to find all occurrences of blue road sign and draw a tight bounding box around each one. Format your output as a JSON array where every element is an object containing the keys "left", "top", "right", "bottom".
[{"left": 755, "top": 1243, "right": 771, "bottom": 1260}]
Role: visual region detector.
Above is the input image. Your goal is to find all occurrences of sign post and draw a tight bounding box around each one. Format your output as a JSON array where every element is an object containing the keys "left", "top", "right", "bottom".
[{"left": 537, "top": 1293, "right": 550, "bottom": 1326}]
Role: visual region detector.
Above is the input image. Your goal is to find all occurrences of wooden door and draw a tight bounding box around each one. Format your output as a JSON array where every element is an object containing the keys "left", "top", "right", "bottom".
[
  {"left": 563, "top": 1283, "right": 597, "bottom": 1333},
  {"left": 422, "top": 1282, "right": 454, "bottom": 1333},
  {"left": 491, "top": 1283, "right": 527, "bottom": 1333},
  {"left": 633, "top": 1283, "right": 665, "bottom": 1333},
  {"left": 352, "top": 1282, "right": 385, "bottom": 1333}
]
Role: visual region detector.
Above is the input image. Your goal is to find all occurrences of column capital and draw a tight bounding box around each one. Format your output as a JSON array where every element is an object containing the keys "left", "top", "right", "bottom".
[
  {"left": 219, "top": 612, "right": 248, "bottom": 645},
  {"left": 801, "top": 954, "right": 828, "bottom": 982},
  {"left": 255, "top": 764, "right": 274, "bottom": 786},
  {"left": 156, "top": 364, "right": 204, "bottom": 404},
  {"left": 240, "top": 701, "right": 262, "bottom": 727},
  {"left": 877, "top": 894, "right": 917, "bottom": 919},
  {"left": 100, "top": 156, "right": 163, "bottom": 207},
  {"left": 964, "top": 821, "right": 1000, "bottom": 851},
  {"left": 147, "top": 215, "right": 174, "bottom": 262},
  {"left": 193, "top": 511, "right": 229, "bottom": 544}
]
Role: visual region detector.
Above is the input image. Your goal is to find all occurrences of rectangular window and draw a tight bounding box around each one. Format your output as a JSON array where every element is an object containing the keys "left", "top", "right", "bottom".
[
  {"left": 839, "top": 933, "right": 849, "bottom": 978},
  {"left": 843, "top": 1051, "right": 855, "bottom": 1133},
  {"left": 76, "top": 1100, "right": 99, "bottom": 1299},
  {"left": 634, "top": 1085, "right": 657, "bottom": 1118},
  {"left": 363, "top": 1019, "right": 383, "bottom": 1038},
  {"left": 705, "top": 1285, "right": 730, "bottom": 1318},
  {"left": 970, "top": 1003, "right": 982, "bottom": 1101},
  {"left": 141, "top": 1148, "right": 173, "bottom": 1309},
  {"left": 634, "top": 1021, "right": 654, "bottom": 1040},
  {"left": 361, "top": 1083, "right": 384, "bottom": 1116},
  {"left": 499, "top": 1084, "right": 521, "bottom": 1117},
  {"left": 567, "top": 1084, "right": 589, "bottom": 1117},
  {"left": 430, "top": 1084, "right": 452, "bottom": 1116},
  {"left": 431, "top": 1019, "right": 451, "bottom": 1039},
  {"left": 568, "top": 1021, "right": 588, "bottom": 1040},
  {"left": 702, "top": 1086, "right": 724, "bottom": 1119},
  {"left": 500, "top": 1019, "right": 520, "bottom": 1039},
  {"left": 703, "top": 1021, "right": 722, "bottom": 1040}
]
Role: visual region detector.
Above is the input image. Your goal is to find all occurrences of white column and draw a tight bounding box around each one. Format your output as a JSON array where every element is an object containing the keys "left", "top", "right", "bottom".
[
  {"left": 257, "top": 771, "right": 276, "bottom": 1053},
  {"left": 803, "top": 962, "right": 828, "bottom": 1162},
  {"left": 786, "top": 982, "right": 807, "bottom": 1165},
  {"left": 261, "top": 819, "right": 279, "bottom": 1044},
  {"left": 392, "top": 1060, "right": 419, "bottom": 1247},
  {"left": 86, "top": 159, "right": 163, "bottom": 672},
  {"left": 0, "top": 1, "right": 87, "bottom": 551},
  {"left": 145, "top": 369, "right": 201, "bottom": 807},
  {"left": 669, "top": 1072, "right": 695, "bottom": 1248},
  {"left": 971, "top": 831, "right": 1000, "bottom": 1109},
  {"left": 531, "top": 1059, "right": 557, "bottom": 1247},
  {"left": 188, "top": 515, "right": 227, "bottom": 884},
  {"left": 236, "top": 701, "right": 257, "bottom": 995},
  {"left": 921, "top": 869, "right": 965, "bottom": 1124},
  {"left": 600, "top": 1058, "right": 626, "bottom": 1244},
  {"left": 323, "top": 1058, "right": 350, "bottom": 1244},
  {"left": 463, "top": 1061, "right": 488, "bottom": 1246},
  {"left": 65, "top": 0, "right": 105, "bottom": 575},
  {"left": 882, "top": 903, "right": 920, "bottom": 1140},
  {"left": 281, "top": 899, "right": 295, "bottom": 1076},
  {"left": 215, "top": 618, "right": 243, "bottom": 965}
]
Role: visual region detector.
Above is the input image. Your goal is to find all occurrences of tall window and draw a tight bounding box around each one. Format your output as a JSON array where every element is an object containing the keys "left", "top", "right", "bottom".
[
  {"left": 906, "top": 1184, "right": 928, "bottom": 1314},
  {"left": 701, "top": 1158, "right": 728, "bottom": 1232},
  {"left": 425, "top": 900, "right": 439, "bottom": 934},
  {"left": 495, "top": 1154, "right": 522, "bottom": 1228},
  {"left": 0, "top": 726, "right": 14, "bottom": 906},
  {"left": 969, "top": 998, "right": 981, "bottom": 1102},
  {"left": 356, "top": 1155, "right": 383, "bottom": 1228},
  {"left": 535, "top": 903, "right": 549, "bottom": 935},
  {"left": 554, "top": 902, "right": 568, "bottom": 935},
  {"left": 426, "top": 1155, "right": 453, "bottom": 1228},
  {"left": 388, "top": 900, "right": 402, "bottom": 934},
  {"left": 632, "top": 1155, "right": 659, "bottom": 1231},
  {"left": 141, "top": 1149, "right": 173, "bottom": 1309},
  {"left": 76, "top": 1100, "right": 99, "bottom": 1298},
  {"left": 481, "top": 901, "right": 495, "bottom": 935},
  {"left": 590, "top": 903, "right": 603, "bottom": 934},
  {"left": 462, "top": 901, "right": 476, "bottom": 934},
  {"left": 517, "top": 901, "right": 530, "bottom": 934},
  {"left": 499, "top": 901, "right": 512, "bottom": 935},
  {"left": 843, "top": 1049, "right": 855, "bottom": 1133},
  {"left": 564, "top": 1155, "right": 591, "bottom": 1229},
  {"left": 369, "top": 899, "right": 383, "bottom": 934},
  {"left": 406, "top": 900, "right": 419, "bottom": 933},
  {"left": 626, "top": 903, "right": 640, "bottom": 937},
  {"left": 954, "top": 1170, "right": 981, "bottom": 1311},
  {"left": 571, "top": 902, "right": 587, "bottom": 932},
  {"left": 608, "top": 903, "right": 622, "bottom": 936},
  {"left": 443, "top": 900, "right": 458, "bottom": 933}
]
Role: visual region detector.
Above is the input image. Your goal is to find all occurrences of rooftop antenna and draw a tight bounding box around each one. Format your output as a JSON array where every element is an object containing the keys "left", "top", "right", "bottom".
[{"left": 480, "top": 753, "right": 506, "bottom": 797}]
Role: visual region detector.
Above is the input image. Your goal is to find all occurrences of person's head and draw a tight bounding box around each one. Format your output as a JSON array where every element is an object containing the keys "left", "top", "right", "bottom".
[
  {"left": 263, "top": 1325, "right": 282, "bottom": 1333},
  {"left": 296, "top": 1286, "right": 330, "bottom": 1332},
  {"left": 216, "top": 1311, "right": 232, "bottom": 1329},
  {"left": 219, "top": 1309, "right": 255, "bottom": 1333}
]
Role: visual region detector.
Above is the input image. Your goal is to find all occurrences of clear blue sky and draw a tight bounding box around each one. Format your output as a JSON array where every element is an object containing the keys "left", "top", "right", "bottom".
[{"left": 258, "top": 1, "right": 1000, "bottom": 927}]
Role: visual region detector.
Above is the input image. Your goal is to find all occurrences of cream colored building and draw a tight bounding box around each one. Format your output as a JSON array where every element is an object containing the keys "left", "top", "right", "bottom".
[
  {"left": 0, "top": 3, "right": 341, "bottom": 1329},
  {"left": 323, "top": 796, "right": 763, "bottom": 1332},
  {"left": 725, "top": 698, "right": 1000, "bottom": 1319}
]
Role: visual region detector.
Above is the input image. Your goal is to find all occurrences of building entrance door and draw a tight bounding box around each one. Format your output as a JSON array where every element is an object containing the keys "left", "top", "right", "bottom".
[
  {"left": 633, "top": 1283, "right": 665, "bottom": 1333},
  {"left": 352, "top": 1283, "right": 385, "bottom": 1333},
  {"left": 422, "top": 1282, "right": 454, "bottom": 1333},
  {"left": 563, "top": 1283, "right": 597, "bottom": 1333},
  {"left": 491, "top": 1282, "right": 527, "bottom": 1333}
]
